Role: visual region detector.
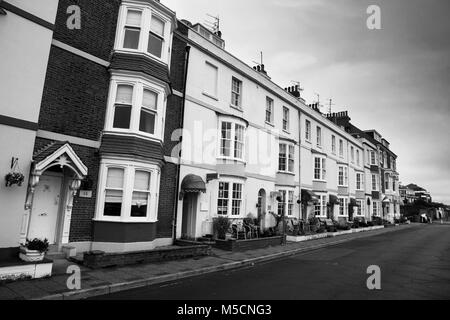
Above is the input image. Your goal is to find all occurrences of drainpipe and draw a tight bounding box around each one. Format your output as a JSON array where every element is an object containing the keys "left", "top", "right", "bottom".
[{"left": 172, "top": 45, "right": 191, "bottom": 242}]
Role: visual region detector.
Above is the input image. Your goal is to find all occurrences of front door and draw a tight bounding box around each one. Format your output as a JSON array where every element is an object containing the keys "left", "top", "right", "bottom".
[
  {"left": 181, "top": 193, "right": 198, "bottom": 239},
  {"left": 28, "top": 174, "right": 62, "bottom": 244}
]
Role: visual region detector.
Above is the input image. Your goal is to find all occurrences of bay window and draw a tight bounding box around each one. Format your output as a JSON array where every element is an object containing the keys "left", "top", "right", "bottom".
[
  {"left": 107, "top": 75, "right": 165, "bottom": 141},
  {"left": 123, "top": 10, "right": 142, "bottom": 49},
  {"left": 219, "top": 118, "right": 246, "bottom": 161},
  {"left": 148, "top": 15, "right": 164, "bottom": 58},
  {"left": 116, "top": 4, "right": 172, "bottom": 63},
  {"left": 279, "top": 143, "right": 294, "bottom": 173},
  {"left": 97, "top": 160, "right": 160, "bottom": 222},
  {"left": 314, "top": 157, "right": 326, "bottom": 180},
  {"left": 217, "top": 181, "right": 243, "bottom": 216}
]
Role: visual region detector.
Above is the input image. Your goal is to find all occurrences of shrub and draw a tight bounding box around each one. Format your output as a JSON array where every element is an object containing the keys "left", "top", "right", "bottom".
[
  {"left": 24, "top": 238, "right": 49, "bottom": 253},
  {"left": 213, "top": 216, "right": 231, "bottom": 240}
]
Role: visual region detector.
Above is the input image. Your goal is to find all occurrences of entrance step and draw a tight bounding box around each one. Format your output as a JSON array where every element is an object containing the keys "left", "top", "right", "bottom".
[{"left": 45, "top": 251, "right": 66, "bottom": 259}]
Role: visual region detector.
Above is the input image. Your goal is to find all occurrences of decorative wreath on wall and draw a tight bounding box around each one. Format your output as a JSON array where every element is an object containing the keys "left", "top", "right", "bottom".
[{"left": 5, "top": 157, "right": 25, "bottom": 187}]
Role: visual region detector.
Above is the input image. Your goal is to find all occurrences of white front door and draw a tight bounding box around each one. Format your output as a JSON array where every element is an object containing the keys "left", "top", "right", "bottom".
[{"left": 28, "top": 174, "right": 62, "bottom": 244}]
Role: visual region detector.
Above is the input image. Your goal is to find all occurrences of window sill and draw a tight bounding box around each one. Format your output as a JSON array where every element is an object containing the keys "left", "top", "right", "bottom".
[
  {"left": 277, "top": 171, "right": 295, "bottom": 176},
  {"left": 217, "top": 157, "right": 246, "bottom": 165},
  {"left": 282, "top": 129, "right": 290, "bottom": 134},
  {"left": 265, "top": 121, "right": 274, "bottom": 127},
  {"left": 202, "top": 92, "right": 219, "bottom": 101},
  {"left": 305, "top": 139, "right": 312, "bottom": 144},
  {"left": 230, "top": 104, "right": 243, "bottom": 112},
  {"left": 313, "top": 179, "right": 327, "bottom": 183}
]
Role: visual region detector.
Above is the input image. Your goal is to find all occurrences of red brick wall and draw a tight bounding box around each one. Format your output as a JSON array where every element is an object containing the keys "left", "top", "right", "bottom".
[
  {"left": 53, "top": 0, "right": 120, "bottom": 61},
  {"left": 38, "top": 47, "right": 110, "bottom": 141}
]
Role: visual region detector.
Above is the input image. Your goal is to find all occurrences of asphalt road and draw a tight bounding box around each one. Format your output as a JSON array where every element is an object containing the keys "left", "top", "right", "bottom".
[{"left": 92, "top": 224, "right": 450, "bottom": 300}]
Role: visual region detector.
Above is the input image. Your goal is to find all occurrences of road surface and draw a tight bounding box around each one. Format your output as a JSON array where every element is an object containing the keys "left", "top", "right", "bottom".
[{"left": 92, "top": 224, "right": 450, "bottom": 300}]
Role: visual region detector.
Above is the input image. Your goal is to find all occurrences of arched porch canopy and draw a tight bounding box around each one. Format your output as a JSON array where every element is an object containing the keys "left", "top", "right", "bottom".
[
  {"left": 31, "top": 141, "right": 88, "bottom": 186},
  {"left": 181, "top": 174, "right": 206, "bottom": 193}
]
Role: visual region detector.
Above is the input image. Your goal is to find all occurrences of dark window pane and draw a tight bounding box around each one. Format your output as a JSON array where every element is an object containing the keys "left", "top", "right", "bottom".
[
  {"left": 113, "top": 105, "right": 131, "bottom": 129},
  {"left": 123, "top": 28, "right": 140, "bottom": 49},
  {"left": 104, "top": 203, "right": 122, "bottom": 216},
  {"left": 139, "top": 109, "right": 155, "bottom": 134},
  {"left": 148, "top": 33, "right": 163, "bottom": 58},
  {"left": 131, "top": 205, "right": 147, "bottom": 217}
]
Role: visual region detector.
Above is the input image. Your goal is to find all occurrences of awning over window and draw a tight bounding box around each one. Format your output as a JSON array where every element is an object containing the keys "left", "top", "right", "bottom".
[
  {"left": 301, "top": 189, "right": 319, "bottom": 204},
  {"left": 329, "top": 194, "right": 339, "bottom": 205},
  {"left": 181, "top": 174, "right": 206, "bottom": 193},
  {"left": 382, "top": 196, "right": 391, "bottom": 203}
]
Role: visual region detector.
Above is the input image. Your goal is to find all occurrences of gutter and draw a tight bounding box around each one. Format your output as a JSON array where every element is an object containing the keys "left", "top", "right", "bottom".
[{"left": 172, "top": 45, "right": 191, "bottom": 242}]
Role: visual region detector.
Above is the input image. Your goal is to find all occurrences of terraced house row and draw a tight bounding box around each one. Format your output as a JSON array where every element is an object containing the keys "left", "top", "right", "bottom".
[{"left": 0, "top": 0, "right": 401, "bottom": 261}]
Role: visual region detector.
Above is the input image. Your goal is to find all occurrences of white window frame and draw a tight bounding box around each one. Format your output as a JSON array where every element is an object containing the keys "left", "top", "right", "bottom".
[
  {"left": 355, "top": 200, "right": 364, "bottom": 216},
  {"left": 282, "top": 106, "right": 290, "bottom": 132},
  {"left": 305, "top": 119, "right": 311, "bottom": 142},
  {"left": 356, "top": 172, "right": 364, "bottom": 190},
  {"left": 372, "top": 201, "right": 378, "bottom": 216},
  {"left": 314, "top": 194, "right": 327, "bottom": 217},
  {"left": 338, "top": 197, "right": 349, "bottom": 217},
  {"left": 331, "top": 135, "right": 336, "bottom": 154},
  {"left": 372, "top": 174, "right": 378, "bottom": 191},
  {"left": 115, "top": 3, "right": 173, "bottom": 64},
  {"left": 216, "top": 179, "right": 245, "bottom": 217},
  {"left": 350, "top": 146, "right": 355, "bottom": 163},
  {"left": 338, "top": 165, "right": 348, "bottom": 187},
  {"left": 231, "top": 77, "right": 242, "bottom": 108},
  {"left": 278, "top": 143, "right": 295, "bottom": 173},
  {"left": 314, "top": 156, "right": 326, "bottom": 181},
  {"left": 203, "top": 61, "right": 219, "bottom": 99},
  {"left": 277, "top": 189, "right": 295, "bottom": 217},
  {"left": 265, "top": 97, "right": 274, "bottom": 124},
  {"left": 370, "top": 150, "right": 377, "bottom": 165},
  {"left": 339, "top": 139, "right": 344, "bottom": 158},
  {"left": 105, "top": 74, "right": 166, "bottom": 142},
  {"left": 217, "top": 116, "right": 246, "bottom": 162},
  {"left": 356, "top": 149, "right": 360, "bottom": 166},
  {"left": 95, "top": 158, "right": 161, "bottom": 223},
  {"left": 316, "top": 126, "right": 322, "bottom": 148}
]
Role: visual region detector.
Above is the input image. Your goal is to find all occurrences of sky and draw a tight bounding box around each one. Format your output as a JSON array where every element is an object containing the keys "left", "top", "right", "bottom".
[{"left": 162, "top": 0, "right": 450, "bottom": 204}]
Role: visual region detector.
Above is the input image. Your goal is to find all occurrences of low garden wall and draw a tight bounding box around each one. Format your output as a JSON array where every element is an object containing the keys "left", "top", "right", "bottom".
[
  {"left": 213, "top": 236, "right": 284, "bottom": 252},
  {"left": 83, "top": 245, "right": 211, "bottom": 269},
  {"left": 287, "top": 226, "right": 385, "bottom": 242}
]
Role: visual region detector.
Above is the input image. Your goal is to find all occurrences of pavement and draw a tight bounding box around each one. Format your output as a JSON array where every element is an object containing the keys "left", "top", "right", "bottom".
[{"left": 0, "top": 223, "right": 418, "bottom": 300}]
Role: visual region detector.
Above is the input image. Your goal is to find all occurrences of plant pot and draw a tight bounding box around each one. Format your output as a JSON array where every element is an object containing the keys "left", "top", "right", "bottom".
[{"left": 19, "top": 246, "right": 45, "bottom": 262}]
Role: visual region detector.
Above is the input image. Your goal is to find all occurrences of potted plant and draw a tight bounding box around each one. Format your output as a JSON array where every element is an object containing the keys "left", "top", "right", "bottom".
[
  {"left": 213, "top": 216, "right": 231, "bottom": 240},
  {"left": 5, "top": 172, "right": 25, "bottom": 187},
  {"left": 19, "top": 238, "right": 49, "bottom": 262}
]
